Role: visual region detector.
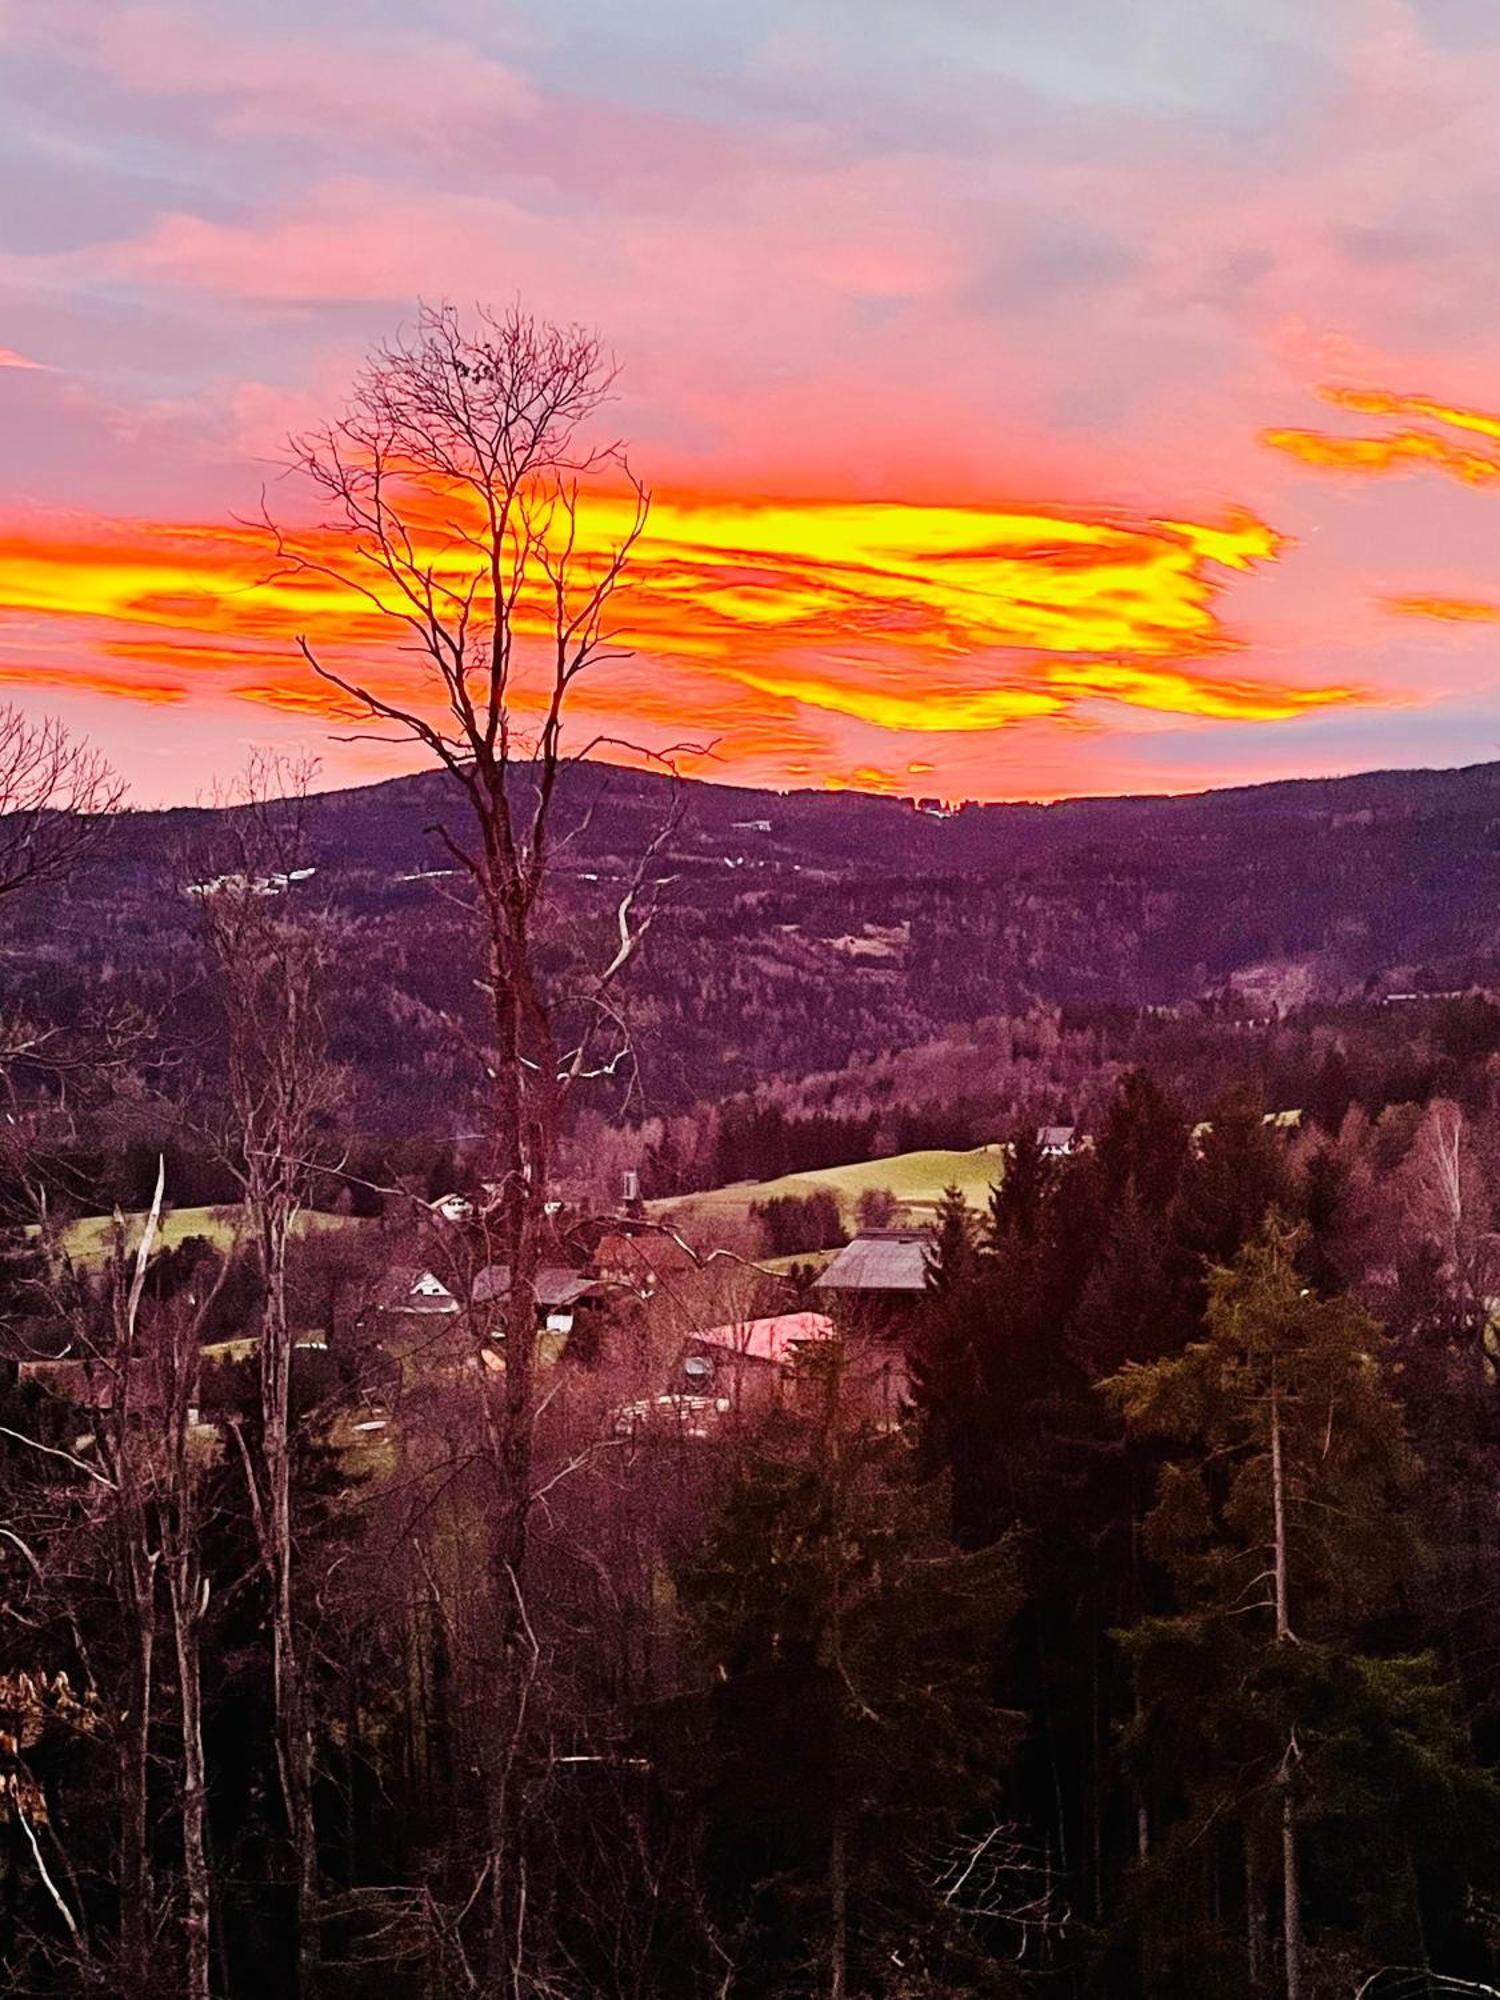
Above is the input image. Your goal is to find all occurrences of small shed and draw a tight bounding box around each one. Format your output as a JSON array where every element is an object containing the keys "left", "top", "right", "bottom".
[{"left": 473, "top": 1264, "right": 606, "bottom": 1350}]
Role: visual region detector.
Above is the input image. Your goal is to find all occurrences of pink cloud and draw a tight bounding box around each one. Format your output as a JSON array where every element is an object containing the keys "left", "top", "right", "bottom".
[
  {"left": 22, "top": 3, "right": 537, "bottom": 153},
  {"left": 6, "top": 0, "right": 1500, "bottom": 803}
]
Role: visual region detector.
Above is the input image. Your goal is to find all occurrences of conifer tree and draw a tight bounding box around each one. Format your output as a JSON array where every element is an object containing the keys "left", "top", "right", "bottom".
[
  {"left": 1104, "top": 1221, "right": 1499, "bottom": 1998},
  {"left": 680, "top": 1345, "right": 1026, "bottom": 1999}
]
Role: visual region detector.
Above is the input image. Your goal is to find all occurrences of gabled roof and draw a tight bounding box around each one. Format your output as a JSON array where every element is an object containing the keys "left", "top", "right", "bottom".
[
  {"left": 691, "top": 1310, "right": 835, "bottom": 1367},
  {"left": 376, "top": 1267, "right": 460, "bottom": 1313},
  {"left": 473, "top": 1264, "right": 600, "bottom": 1310},
  {"left": 594, "top": 1231, "right": 699, "bottom": 1279},
  {"left": 1037, "top": 1125, "right": 1076, "bottom": 1149},
  {"left": 813, "top": 1232, "right": 930, "bottom": 1294}
]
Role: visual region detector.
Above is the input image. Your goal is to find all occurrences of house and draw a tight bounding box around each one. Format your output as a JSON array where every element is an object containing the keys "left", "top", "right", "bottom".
[
  {"left": 430, "top": 1192, "right": 475, "bottom": 1223},
  {"left": 376, "top": 1268, "right": 462, "bottom": 1317},
  {"left": 684, "top": 1309, "right": 835, "bottom": 1376},
  {"left": 814, "top": 1231, "right": 929, "bottom": 1300},
  {"left": 676, "top": 1312, "right": 832, "bottom": 1411},
  {"left": 472, "top": 1263, "right": 605, "bottom": 1339},
  {"left": 672, "top": 1311, "right": 908, "bottom": 1428},
  {"left": 594, "top": 1230, "right": 699, "bottom": 1296},
  {"left": 375, "top": 1261, "right": 602, "bottom": 1343},
  {"left": 1037, "top": 1125, "right": 1077, "bottom": 1157}
]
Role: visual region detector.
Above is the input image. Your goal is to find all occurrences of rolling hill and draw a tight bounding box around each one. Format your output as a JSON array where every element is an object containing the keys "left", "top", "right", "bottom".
[
  {"left": 15, "top": 755, "right": 1500, "bottom": 1135},
  {"left": 648, "top": 1142, "right": 1008, "bottom": 1232}
]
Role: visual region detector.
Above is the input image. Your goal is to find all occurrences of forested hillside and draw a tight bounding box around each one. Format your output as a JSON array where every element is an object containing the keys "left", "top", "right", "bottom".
[{"left": 19, "top": 757, "right": 1500, "bottom": 1137}]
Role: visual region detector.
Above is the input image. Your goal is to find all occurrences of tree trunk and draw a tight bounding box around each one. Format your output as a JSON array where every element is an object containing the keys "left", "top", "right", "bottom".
[
  {"left": 118, "top": 1599, "right": 154, "bottom": 1991},
  {"left": 1280, "top": 1771, "right": 1302, "bottom": 2000},
  {"left": 829, "top": 1802, "right": 848, "bottom": 2000},
  {"left": 261, "top": 1216, "right": 321, "bottom": 1997},
  {"left": 1246, "top": 1836, "right": 1267, "bottom": 1993},
  {"left": 480, "top": 918, "right": 559, "bottom": 1997},
  {"left": 1270, "top": 1370, "right": 1291, "bottom": 1646},
  {"left": 115, "top": 1486, "right": 157, "bottom": 1990},
  {"left": 1269, "top": 1372, "right": 1303, "bottom": 2000},
  {"left": 171, "top": 1577, "right": 211, "bottom": 2000}
]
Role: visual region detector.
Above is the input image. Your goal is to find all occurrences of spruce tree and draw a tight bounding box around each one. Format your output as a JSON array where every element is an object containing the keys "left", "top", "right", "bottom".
[
  {"left": 1104, "top": 1221, "right": 1499, "bottom": 1998},
  {"left": 680, "top": 1344, "right": 1026, "bottom": 1999}
]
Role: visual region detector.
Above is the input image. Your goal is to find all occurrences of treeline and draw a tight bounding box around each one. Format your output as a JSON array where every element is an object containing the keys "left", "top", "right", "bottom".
[{"left": 604, "top": 993, "right": 1500, "bottom": 1201}]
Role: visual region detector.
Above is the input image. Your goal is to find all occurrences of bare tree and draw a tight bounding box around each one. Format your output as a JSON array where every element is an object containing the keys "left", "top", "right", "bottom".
[
  {"left": 0, "top": 706, "right": 122, "bottom": 908},
  {"left": 195, "top": 762, "right": 342, "bottom": 1996},
  {"left": 0, "top": 1168, "right": 224, "bottom": 1995},
  {"left": 0, "top": 708, "right": 139, "bottom": 1108},
  {"left": 94, "top": 1169, "right": 225, "bottom": 2000},
  {"left": 153, "top": 1288, "right": 217, "bottom": 2000},
  {"left": 268, "top": 303, "right": 684, "bottom": 1988}
]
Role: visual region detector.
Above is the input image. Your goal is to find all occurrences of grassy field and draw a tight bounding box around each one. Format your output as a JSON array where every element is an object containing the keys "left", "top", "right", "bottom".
[
  {"left": 649, "top": 1143, "right": 1006, "bottom": 1234},
  {"left": 31, "top": 1204, "right": 363, "bottom": 1269}
]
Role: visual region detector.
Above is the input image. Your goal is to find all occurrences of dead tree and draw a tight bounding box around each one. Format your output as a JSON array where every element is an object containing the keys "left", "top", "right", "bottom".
[
  {"left": 0, "top": 706, "right": 122, "bottom": 907},
  {"left": 271, "top": 303, "right": 683, "bottom": 1987},
  {"left": 154, "top": 1291, "right": 215, "bottom": 2000},
  {"left": 0, "top": 1169, "right": 220, "bottom": 1994},
  {"left": 0, "top": 707, "right": 138, "bottom": 1147},
  {"left": 195, "top": 766, "right": 341, "bottom": 1996}
]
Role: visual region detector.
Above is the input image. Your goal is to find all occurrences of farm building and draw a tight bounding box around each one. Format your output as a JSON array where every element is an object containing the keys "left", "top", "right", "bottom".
[
  {"left": 653, "top": 1308, "right": 906, "bottom": 1429},
  {"left": 376, "top": 1268, "right": 461, "bottom": 1317},
  {"left": 684, "top": 1308, "right": 835, "bottom": 1378},
  {"left": 473, "top": 1263, "right": 606, "bottom": 1344},
  {"left": 594, "top": 1229, "right": 700, "bottom": 1295},
  {"left": 814, "top": 1230, "right": 929, "bottom": 1299},
  {"left": 376, "top": 1263, "right": 603, "bottom": 1345}
]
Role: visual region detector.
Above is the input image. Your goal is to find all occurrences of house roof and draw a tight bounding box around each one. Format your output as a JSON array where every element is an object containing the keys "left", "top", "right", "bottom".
[
  {"left": 692, "top": 1310, "right": 835, "bottom": 1367},
  {"left": 813, "top": 1233, "right": 930, "bottom": 1294},
  {"left": 594, "top": 1231, "right": 699, "bottom": 1278},
  {"left": 1037, "top": 1125, "right": 1076, "bottom": 1148},
  {"left": 473, "top": 1264, "right": 600, "bottom": 1309},
  {"left": 376, "top": 1267, "right": 460, "bottom": 1313}
]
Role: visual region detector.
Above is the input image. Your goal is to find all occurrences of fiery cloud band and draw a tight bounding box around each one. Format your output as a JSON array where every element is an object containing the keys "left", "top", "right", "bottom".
[
  {"left": 0, "top": 491, "right": 1360, "bottom": 745},
  {"left": 1263, "top": 385, "right": 1500, "bottom": 488}
]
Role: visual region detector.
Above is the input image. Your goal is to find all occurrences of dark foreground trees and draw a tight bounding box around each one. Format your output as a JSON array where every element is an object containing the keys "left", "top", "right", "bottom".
[
  {"left": 1106, "top": 1223, "right": 1500, "bottom": 1997},
  {"left": 680, "top": 1345, "right": 1028, "bottom": 2000}
]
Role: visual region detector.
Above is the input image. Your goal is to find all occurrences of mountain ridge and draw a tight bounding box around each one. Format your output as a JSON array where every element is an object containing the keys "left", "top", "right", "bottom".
[{"left": 19, "top": 750, "right": 1500, "bottom": 1133}]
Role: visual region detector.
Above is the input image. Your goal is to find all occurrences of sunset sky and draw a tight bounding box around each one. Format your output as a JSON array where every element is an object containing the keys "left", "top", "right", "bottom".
[{"left": 8, "top": 0, "right": 1500, "bottom": 803}]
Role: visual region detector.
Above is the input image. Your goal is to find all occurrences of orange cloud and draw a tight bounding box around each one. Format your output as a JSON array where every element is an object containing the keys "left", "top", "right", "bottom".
[
  {"left": 824, "top": 767, "right": 905, "bottom": 795},
  {"left": 1320, "top": 386, "right": 1500, "bottom": 444},
  {"left": 231, "top": 680, "right": 368, "bottom": 719},
  {"left": 0, "top": 661, "right": 185, "bottom": 704},
  {"left": 1383, "top": 594, "right": 1500, "bottom": 623},
  {"left": 1262, "top": 425, "right": 1500, "bottom": 485},
  {"left": 1263, "top": 384, "right": 1500, "bottom": 486},
  {"left": 0, "top": 488, "right": 1365, "bottom": 742}
]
